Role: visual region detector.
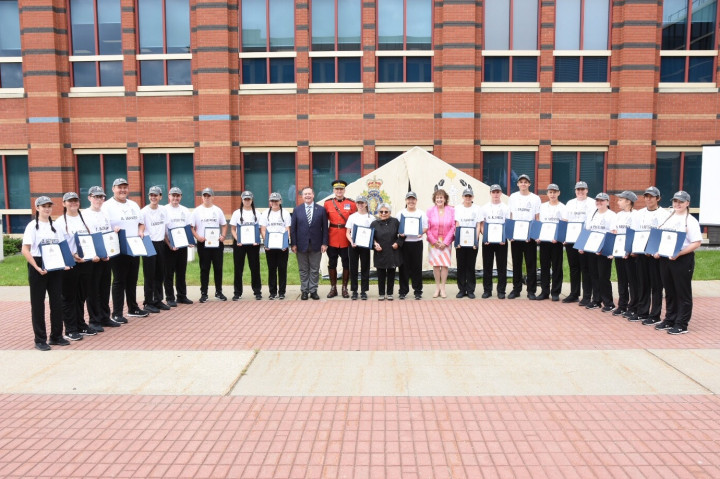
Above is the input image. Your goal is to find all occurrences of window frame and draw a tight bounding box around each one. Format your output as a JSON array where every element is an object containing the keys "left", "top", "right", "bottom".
[
  {"left": 310, "top": 148, "right": 363, "bottom": 198},
  {"left": 655, "top": 148, "right": 703, "bottom": 211},
  {"left": 74, "top": 149, "right": 129, "bottom": 207},
  {"left": 240, "top": 149, "right": 298, "bottom": 208},
  {"left": 0, "top": 0, "right": 23, "bottom": 93},
  {"left": 0, "top": 151, "right": 32, "bottom": 233},
  {"left": 139, "top": 148, "right": 195, "bottom": 208},
  {"left": 481, "top": 148, "right": 539, "bottom": 196},
  {"left": 549, "top": 148, "right": 608, "bottom": 198}
]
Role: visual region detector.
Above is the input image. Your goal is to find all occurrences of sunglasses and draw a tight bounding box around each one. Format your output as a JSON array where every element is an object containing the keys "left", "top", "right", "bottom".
[{"left": 379, "top": 211, "right": 390, "bottom": 214}]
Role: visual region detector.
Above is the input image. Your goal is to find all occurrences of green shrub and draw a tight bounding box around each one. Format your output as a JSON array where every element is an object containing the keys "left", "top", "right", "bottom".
[{"left": 3, "top": 236, "right": 22, "bottom": 257}]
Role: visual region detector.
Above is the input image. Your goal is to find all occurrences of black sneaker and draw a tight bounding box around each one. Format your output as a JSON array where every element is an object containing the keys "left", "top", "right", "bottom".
[
  {"left": 655, "top": 321, "right": 673, "bottom": 330},
  {"left": 144, "top": 304, "right": 160, "bottom": 314},
  {"left": 48, "top": 337, "right": 70, "bottom": 346},
  {"left": 278, "top": 294, "right": 285, "bottom": 300},
  {"left": 155, "top": 302, "right": 171, "bottom": 311},
  {"left": 215, "top": 292, "right": 227, "bottom": 301},
  {"left": 269, "top": 295, "right": 276, "bottom": 300},
  {"left": 79, "top": 325, "right": 97, "bottom": 336},
  {"left": 551, "top": 295, "right": 560, "bottom": 302},
  {"left": 127, "top": 308, "right": 149, "bottom": 318},
  {"left": 467, "top": 292, "right": 476, "bottom": 299},
  {"left": 167, "top": 300, "right": 178, "bottom": 307},
  {"left": 255, "top": 294, "right": 262, "bottom": 300},
  {"left": 601, "top": 305, "right": 615, "bottom": 313},
  {"left": 622, "top": 310, "right": 634, "bottom": 319},
  {"left": 456, "top": 291, "right": 466, "bottom": 299},
  {"left": 101, "top": 320, "right": 120, "bottom": 328},
  {"left": 668, "top": 326, "right": 688, "bottom": 335},
  {"left": 562, "top": 295, "right": 579, "bottom": 303},
  {"left": 578, "top": 299, "right": 590, "bottom": 307},
  {"left": 612, "top": 308, "right": 626, "bottom": 316},
  {"left": 386, "top": 294, "right": 393, "bottom": 301},
  {"left": 497, "top": 293, "right": 505, "bottom": 299},
  {"left": 177, "top": 297, "right": 193, "bottom": 304},
  {"left": 507, "top": 291, "right": 519, "bottom": 299},
  {"left": 642, "top": 317, "right": 662, "bottom": 326},
  {"left": 585, "top": 302, "right": 601, "bottom": 310},
  {"left": 35, "top": 342, "right": 51, "bottom": 351},
  {"left": 89, "top": 323, "right": 104, "bottom": 332},
  {"left": 351, "top": 292, "right": 358, "bottom": 300},
  {"left": 482, "top": 292, "right": 491, "bottom": 299},
  {"left": 65, "top": 332, "right": 83, "bottom": 341},
  {"left": 361, "top": 292, "right": 368, "bottom": 300},
  {"left": 111, "top": 314, "right": 128, "bottom": 324},
  {"left": 199, "top": 294, "right": 209, "bottom": 303},
  {"left": 527, "top": 293, "right": 537, "bottom": 300},
  {"left": 398, "top": 294, "right": 406, "bottom": 300},
  {"left": 627, "top": 315, "right": 644, "bottom": 323},
  {"left": 232, "top": 295, "right": 241, "bottom": 301}
]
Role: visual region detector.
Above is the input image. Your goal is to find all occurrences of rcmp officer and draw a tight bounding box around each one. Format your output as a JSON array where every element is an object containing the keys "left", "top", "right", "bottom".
[{"left": 324, "top": 179, "right": 357, "bottom": 298}]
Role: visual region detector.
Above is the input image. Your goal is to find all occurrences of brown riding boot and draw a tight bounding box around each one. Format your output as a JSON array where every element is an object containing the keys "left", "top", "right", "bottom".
[
  {"left": 341, "top": 269, "right": 350, "bottom": 298},
  {"left": 327, "top": 268, "right": 338, "bottom": 298}
]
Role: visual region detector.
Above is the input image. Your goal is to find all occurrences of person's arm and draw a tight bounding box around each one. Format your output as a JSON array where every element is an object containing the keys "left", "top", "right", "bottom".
[
  {"left": 22, "top": 244, "right": 46, "bottom": 275},
  {"left": 321, "top": 208, "right": 329, "bottom": 253}
]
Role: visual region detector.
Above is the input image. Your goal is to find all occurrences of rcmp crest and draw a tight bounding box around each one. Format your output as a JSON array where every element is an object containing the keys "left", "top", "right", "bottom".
[
  {"left": 361, "top": 176, "right": 390, "bottom": 215},
  {"left": 434, "top": 170, "right": 466, "bottom": 206}
]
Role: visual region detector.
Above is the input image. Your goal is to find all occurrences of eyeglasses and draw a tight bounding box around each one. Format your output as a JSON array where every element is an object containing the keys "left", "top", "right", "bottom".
[{"left": 379, "top": 211, "right": 390, "bottom": 215}]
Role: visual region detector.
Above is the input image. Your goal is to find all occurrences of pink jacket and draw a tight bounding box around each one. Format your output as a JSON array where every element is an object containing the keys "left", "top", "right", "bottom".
[{"left": 426, "top": 205, "right": 455, "bottom": 245}]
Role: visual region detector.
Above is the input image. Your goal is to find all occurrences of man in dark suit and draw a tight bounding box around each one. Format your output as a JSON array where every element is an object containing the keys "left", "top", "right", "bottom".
[{"left": 291, "top": 186, "right": 329, "bottom": 300}]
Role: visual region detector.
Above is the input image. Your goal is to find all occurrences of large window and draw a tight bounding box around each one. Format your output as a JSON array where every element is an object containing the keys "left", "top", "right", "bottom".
[
  {"left": 311, "top": 151, "right": 362, "bottom": 199},
  {"left": 310, "top": 0, "right": 362, "bottom": 84},
  {"left": 241, "top": 0, "right": 295, "bottom": 85},
  {"left": 137, "top": 0, "right": 191, "bottom": 86},
  {"left": 142, "top": 152, "right": 194, "bottom": 208},
  {"left": 483, "top": 0, "right": 538, "bottom": 83},
  {"left": 0, "top": 154, "right": 31, "bottom": 233},
  {"left": 656, "top": 151, "right": 702, "bottom": 208},
  {"left": 68, "top": 0, "right": 123, "bottom": 87},
  {"left": 75, "top": 153, "right": 127, "bottom": 207},
  {"left": 0, "top": 0, "right": 22, "bottom": 89},
  {"left": 376, "top": 0, "right": 432, "bottom": 83},
  {"left": 661, "top": 0, "right": 717, "bottom": 83},
  {"left": 482, "top": 151, "right": 537, "bottom": 195},
  {"left": 554, "top": 0, "right": 610, "bottom": 83},
  {"left": 551, "top": 151, "right": 606, "bottom": 199},
  {"left": 242, "top": 152, "right": 297, "bottom": 207}
]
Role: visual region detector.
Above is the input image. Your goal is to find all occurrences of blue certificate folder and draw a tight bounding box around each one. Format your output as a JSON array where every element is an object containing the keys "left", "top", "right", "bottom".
[
  {"left": 399, "top": 215, "right": 422, "bottom": 236},
  {"left": 40, "top": 240, "right": 75, "bottom": 271},
  {"left": 352, "top": 225, "right": 375, "bottom": 249},
  {"left": 599, "top": 233, "right": 627, "bottom": 257},
  {"left": 504, "top": 219, "right": 531, "bottom": 241},
  {"left": 118, "top": 230, "right": 157, "bottom": 257},
  {"left": 263, "top": 231, "right": 289, "bottom": 250},
  {"left": 529, "top": 221, "right": 560, "bottom": 242},
  {"left": 482, "top": 222, "right": 506, "bottom": 244},
  {"left": 75, "top": 232, "right": 107, "bottom": 259},
  {"left": 238, "top": 224, "right": 261, "bottom": 245},
  {"left": 645, "top": 228, "right": 686, "bottom": 258},
  {"left": 168, "top": 225, "right": 196, "bottom": 248},
  {"left": 573, "top": 228, "right": 607, "bottom": 254},
  {"left": 454, "top": 226, "right": 478, "bottom": 247}
]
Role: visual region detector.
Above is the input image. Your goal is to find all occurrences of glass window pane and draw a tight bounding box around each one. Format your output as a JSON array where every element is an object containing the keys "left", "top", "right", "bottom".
[
  {"left": 551, "top": 152, "right": 577, "bottom": 199},
  {"left": 338, "top": 57, "right": 361, "bottom": 82},
  {"left": 378, "top": 0, "right": 404, "bottom": 50},
  {"left": 512, "top": 57, "right": 537, "bottom": 82},
  {"left": 656, "top": 152, "right": 681, "bottom": 207},
  {"left": 406, "top": 0, "right": 432, "bottom": 50},
  {"left": 554, "top": 56, "right": 580, "bottom": 82},
  {"left": 312, "top": 58, "right": 335, "bottom": 83},
  {"left": 270, "top": 0, "right": 294, "bottom": 50},
  {"left": 583, "top": 0, "right": 609, "bottom": 49},
  {"left": 688, "top": 56, "right": 713, "bottom": 82},
  {"left": 312, "top": 152, "right": 336, "bottom": 200},
  {"left": 168, "top": 59, "right": 191, "bottom": 85},
  {"left": 77, "top": 155, "right": 102, "bottom": 208},
  {"left": 6, "top": 155, "right": 29, "bottom": 209},
  {"left": 312, "top": 0, "right": 335, "bottom": 49},
  {"left": 482, "top": 152, "right": 508, "bottom": 194},
  {"left": 509, "top": 151, "right": 536, "bottom": 193},
  {"left": 270, "top": 58, "right": 295, "bottom": 83},
  {"left": 143, "top": 153, "right": 168, "bottom": 204},
  {"left": 70, "top": 0, "right": 96, "bottom": 56},
  {"left": 169, "top": 153, "right": 194, "bottom": 208},
  {"left": 485, "top": 0, "right": 510, "bottom": 50},
  {"left": 513, "top": 0, "right": 538, "bottom": 50},
  {"left": 556, "top": 0, "right": 581, "bottom": 49},
  {"left": 660, "top": 56, "right": 685, "bottom": 82},
  {"left": 242, "top": 58, "right": 267, "bottom": 84},
  {"left": 242, "top": 0, "right": 267, "bottom": 51},
  {"left": 378, "top": 151, "right": 400, "bottom": 167},
  {"left": 271, "top": 153, "right": 296, "bottom": 208},
  {"left": 338, "top": 152, "right": 361, "bottom": 184},
  {"left": 0, "top": 63, "right": 23, "bottom": 88},
  {"left": 378, "top": 57, "right": 403, "bottom": 82},
  {"left": 138, "top": 0, "right": 164, "bottom": 53},
  {"left": 406, "top": 57, "right": 431, "bottom": 82},
  {"left": 99, "top": 61, "right": 123, "bottom": 86},
  {"left": 338, "top": 0, "right": 361, "bottom": 49},
  {"left": 9, "top": 215, "right": 31, "bottom": 234},
  {"left": 683, "top": 153, "right": 702, "bottom": 208},
  {"left": 484, "top": 57, "right": 510, "bottom": 82},
  {"left": 244, "top": 153, "right": 269, "bottom": 207},
  {"left": 663, "top": 0, "right": 688, "bottom": 50},
  {"left": 582, "top": 56, "right": 607, "bottom": 82},
  {"left": 690, "top": 0, "right": 716, "bottom": 50},
  {"left": 98, "top": 0, "right": 122, "bottom": 55},
  {"left": 0, "top": 158, "right": 5, "bottom": 208},
  {"left": 73, "top": 62, "right": 98, "bottom": 87},
  {"left": 579, "top": 152, "right": 605, "bottom": 196},
  {"left": 0, "top": 0, "right": 21, "bottom": 56},
  {"left": 103, "top": 154, "right": 128, "bottom": 192},
  {"left": 166, "top": 0, "right": 190, "bottom": 53},
  {"left": 140, "top": 60, "right": 165, "bottom": 85}
]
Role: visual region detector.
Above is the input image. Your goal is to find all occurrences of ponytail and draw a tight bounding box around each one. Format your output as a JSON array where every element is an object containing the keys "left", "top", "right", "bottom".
[
  {"left": 63, "top": 207, "right": 69, "bottom": 233},
  {"left": 35, "top": 211, "right": 39, "bottom": 230},
  {"left": 77, "top": 209, "right": 90, "bottom": 233},
  {"left": 251, "top": 202, "right": 257, "bottom": 223},
  {"left": 48, "top": 216, "right": 56, "bottom": 233}
]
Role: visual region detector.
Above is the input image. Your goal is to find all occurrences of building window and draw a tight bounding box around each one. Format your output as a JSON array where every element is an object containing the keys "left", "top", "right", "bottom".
[
  {"left": 242, "top": 152, "right": 297, "bottom": 207},
  {"left": 483, "top": 0, "right": 538, "bottom": 82},
  {"left": 661, "top": 0, "right": 717, "bottom": 83},
  {"left": 137, "top": 0, "right": 191, "bottom": 86},
  {"left": 482, "top": 151, "right": 537, "bottom": 195},
  {"left": 376, "top": 151, "right": 405, "bottom": 168},
  {"left": 311, "top": 151, "right": 362, "bottom": 199},
  {"left": 68, "top": 0, "right": 123, "bottom": 87},
  {"left": 142, "top": 152, "right": 194, "bottom": 208},
  {"left": 551, "top": 151, "right": 606, "bottom": 198},
  {"left": 554, "top": 0, "right": 610, "bottom": 83},
  {"left": 75, "top": 153, "right": 127, "bottom": 207},
  {"left": 656, "top": 151, "right": 702, "bottom": 208},
  {"left": 240, "top": 0, "right": 295, "bottom": 85},
  {"left": 0, "top": 0, "right": 22, "bottom": 89},
  {"left": 0, "top": 154, "right": 31, "bottom": 233},
  {"left": 376, "top": 0, "right": 432, "bottom": 83},
  {"left": 310, "top": 0, "right": 361, "bottom": 84}
]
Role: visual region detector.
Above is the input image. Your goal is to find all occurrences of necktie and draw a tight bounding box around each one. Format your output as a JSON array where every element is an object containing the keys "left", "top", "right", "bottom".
[{"left": 306, "top": 205, "right": 312, "bottom": 225}]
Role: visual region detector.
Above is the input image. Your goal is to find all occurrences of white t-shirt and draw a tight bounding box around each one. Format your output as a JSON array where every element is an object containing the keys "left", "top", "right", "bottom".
[
  {"left": 614, "top": 210, "right": 635, "bottom": 235},
  {"left": 229, "top": 208, "right": 259, "bottom": 226},
  {"left": 53, "top": 213, "right": 90, "bottom": 254},
  {"left": 101, "top": 197, "right": 142, "bottom": 236},
  {"left": 538, "top": 202, "right": 566, "bottom": 224},
  {"left": 565, "top": 197, "right": 594, "bottom": 224},
  {"left": 345, "top": 211, "right": 375, "bottom": 233},
  {"left": 164, "top": 204, "right": 192, "bottom": 232},
  {"left": 585, "top": 209, "right": 617, "bottom": 233},
  {"left": 23, "top": 220, "right": 63, "bottom": 257},
  {"left": 659, "top": 212, "right": 703, "bottom": 250},
  {"left": 140, "top": 205, "right": 168, "bottom": 241},
  {"left": 83, "top": 208, "right": 112, "bottom": 234},
  {"left": 480, "top": 201, "right": 510, "bottom": 224},
  {"left": 454, "top": 203, "right": 483, "bottom": 228},
  {"left": 191, "top": 204, "right": 226, "bottom": 237},
  {"left": 260, "top": 209, "right": 291, "bottom": 234},
  {"left": 397, "top": 208, "right": 428, "bottom": 242},
  {"left": 508, "top": 192, "right": 541, "bottom": 221},
  {"left": 632, "top": 207, "right": 671, "bottom": 231}
]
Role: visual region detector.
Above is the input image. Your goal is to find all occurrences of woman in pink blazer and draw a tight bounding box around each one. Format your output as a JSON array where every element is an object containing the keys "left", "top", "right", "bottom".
[{"left": 426, "top": 189, "right": 455, "bottom": 297}]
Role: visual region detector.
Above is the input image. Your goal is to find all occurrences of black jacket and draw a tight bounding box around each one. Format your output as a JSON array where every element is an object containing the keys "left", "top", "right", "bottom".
[{"left": 371, "top": 217, "right": 405, "bottom": 269}]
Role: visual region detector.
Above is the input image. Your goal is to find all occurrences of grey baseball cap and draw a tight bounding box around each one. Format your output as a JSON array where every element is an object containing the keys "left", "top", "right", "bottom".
[
  {"left": 644, "top": 186, "right": 661, "bottom": 197},
  {"left": 405, "top": 191, "right": 417, "bottom": 199},
  {"left": 617, "top": 190, "right": 638, "bottom": 202},
  {"left": 201, "top": 187, "right": 214, "bottom": 196},
  {"left": 547, "top": 183, "right": 560, "bottom": 191},
  {"left": 355, "top": 195, "right": 368, "bottom": 203},
  {"left": 148, "top": 186, "right": 162, "bottom": 195},
  {"left": 575, "top": 181, "right": 588, "bottom": 189},
  {"left": 34, "top": 196, "right": 53, "bottom": 208},
  {"left": 269, "top": 192, "right": 282, "bottom": 201},
  {"left": 169, "top": 187, "right": 182, "bottom": 195},
  {"left": 88, "top": 186, "right": 106, "bottom": 197},
  {"left": 489, "top": 184, "right": 502, "bottom": 192},
  {"left": 517, "top": 174, "right": 531, "bottom": 182},
  {"left": 462, "top": 188, "right": 474, "bottom": 197},
  {"left": 595, "top": 192, "right": 610, "bottom": 201},
  {"left": 241, "top": 191, "right": 253, "bottom": 200},
  {"left": 672, "top": 190, "right": 691, "bottom": 202},
  {"left": 112, "top": 178, "right": 129, "bottom": 187},
  {"left": 62, "top": 192, "right": 79, "bottom": 201}
]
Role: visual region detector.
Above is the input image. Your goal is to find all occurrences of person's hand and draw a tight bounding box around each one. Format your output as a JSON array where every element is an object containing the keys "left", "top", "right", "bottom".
[
  {"left": 291, "top": 245, "right": 297, "bottom": 253},
  {"left": 653, "top": 253, "right": 660, "bottom": 259},
  {"left": 579, "top": 250, "right": 584, "bottom": 254},
  {"left": 36, "top": 265, "right": 47, "bottom": 275},
  {"left": 92, "top": 256, "right": 100, "bottom": 263},
  {"left": 321, "top": 245, "right": 327, "bottom": 253},
  {"left": 197, "top": 236, "right": 205, "bottom": 243},
  {"left": 374, "top": 243, "right": 382, "bottom": 251},
  {"left": 392, "top": 243, "right": 398, "bottom": 250}
]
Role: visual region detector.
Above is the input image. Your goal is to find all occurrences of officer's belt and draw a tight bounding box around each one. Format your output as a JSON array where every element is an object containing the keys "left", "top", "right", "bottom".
[{"left": 329, "top": 223, "right": 346, "bottom": 228}]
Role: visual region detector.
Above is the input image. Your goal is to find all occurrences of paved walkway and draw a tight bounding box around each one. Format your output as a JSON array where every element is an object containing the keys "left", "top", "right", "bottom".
[{"left": 0, "top": 283, "right": 719, "bottom": 478}]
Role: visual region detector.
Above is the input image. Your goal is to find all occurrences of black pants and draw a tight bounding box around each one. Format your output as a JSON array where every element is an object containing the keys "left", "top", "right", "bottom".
[
  {"left": 28, "top": 258, "right": 63, "bottom": 344},
  {"left": 456, "top": 246, "right": 478, "bottom": 294},
  {"left": 659, "top": 253, "right": 694, "bottom": 329},
  {"left": 197, "top": 242, "right": 224, "bottom": 294},
  {"left": 164, "top": 245, "right": 189, "bottom": 301},
  {"left": 587, "top": 253, "right": 614, "bottom": 307},
  {"left": 87, "top": 260, "right": 111, "bottom": 327},
  {"left": 615, "top": 256, "right": 637, "bottom": 312},
  {"left": 482, "top": 242, "right": 508, "bottom": 294},
  {"left": 110, "top": 254, "right": 140, "bottom": 316},
  {"left": 539, "top": 242, "right": 563, "bottom": 296},
  {"left": 233, "top": 243, "right": 261, "bottom": 297},
  {"left": 349, "top": 246, "right": 370, "bottom": 293},
  {"left": 377, "top": 268, "right": 396, "bottom": 295},
  {"left": 510, "top": 240, "right": 537, "bottom": 294},
  {"left": 142, "top": 240, "right": 166, "bottom": 306},
  {"left": 636, "top": 255, "right": 663, "bottom": 320},
  {"left": 326, "top": 245, "right": 350, "bottom": 269},
  {"left": 398, "top": 241, "right": 423, "bottom": 296},
  {"left": 565, "top": 244, "right": 591, "bottom": 300},
  {"left": 265, "top": 248, "right": 288, "bottom": 296},
  {"left": 62, "top": 261, "right": 91, "bottom": 334}
]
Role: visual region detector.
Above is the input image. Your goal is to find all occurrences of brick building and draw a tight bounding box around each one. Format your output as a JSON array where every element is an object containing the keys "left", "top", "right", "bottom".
[{"left": 0, "top": 0, "right": 716, "bottom": 233}]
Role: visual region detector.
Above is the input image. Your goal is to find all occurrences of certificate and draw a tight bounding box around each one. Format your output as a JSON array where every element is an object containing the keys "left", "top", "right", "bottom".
[
  {"left": 400, "top": 216, "right": 421, "bottom": 236},
  {"left": 512, "top": 220, "right": 530, "bottom": 241},
  {"left": 631, "top": 231, "right": 650, "bottom": 254},
  {"left": 353, "top": 225, "right": 374, "bottom": 249},
  {"left": 239, "top": 224, "right": 259, "bottom": 245},
  {"left": 41, "top": 243, "right": 66, "bottom": 271},
  {"left": 127, "top": 236, "right": 148, "bottom": 256},
  {"left": 487, "top": 223, "right": 504, "bottom": 243},
  {"left": 76, "top": 234, "right": 97, "bottom": 260},
  {"left": 457, "top": 227, "right": 476, "bottom": 247},
  {"left": 539, "top": 223, "right": 557, "bottom": 242},
  {"left": 205, "top": 227, "right": 221, "bottom": 248},
  {"left": 170, "top": 227, "right": 189, "bottom": 248},
  {"left": 584, "top": 231, "right": 605, "bottom": 253},
  {"left": 102, "top": 231, "right": 121, "bottom": 258},
  {"left": 612, "top": 234, "right": 627, "bottom": 257},
  {"left": 265, "top": 231, "right": 288, "bottom": 250},
  {"left": 565, "top": 222, "right": 583, "bottom": 243},
  {"left": 658, "top": 231, "right": 678, "bottom": 257}
]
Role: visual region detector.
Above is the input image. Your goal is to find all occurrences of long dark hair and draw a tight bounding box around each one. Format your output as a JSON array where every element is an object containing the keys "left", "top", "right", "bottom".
[
  {"left": 240, "top": 199, "right": 257, "bottom": 224},
  {"left": 35, "top": 210, "right": 56, "bottom": 232},
  {"left": 63, "top": 206, "right": 90, "bottom": 234}
]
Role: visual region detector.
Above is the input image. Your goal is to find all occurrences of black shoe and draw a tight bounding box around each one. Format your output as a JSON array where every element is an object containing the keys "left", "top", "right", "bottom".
[
  {"left": 601, "top": 305, "right": 615, "bottom": 313},
  {"left": 35, "top": 342, "right": 51, "bottom": 351},
  {"left": 578, "top": 299, "right": 590, "bottom": 307},
  {"left": 215, "top": 292, "right": 227, "bottom": 301},
  {"left": 255, "top": 294, "right": 262, "bottom": 300},
  {"left": 668, "top": 326, "right": 688, "bottom": 335},
  {"left": 527, "top": 293, "right": 537, "bottom": 300},
  {"left": 642, "top": 317, "right": 662, "bottom": 326},
  {"left": 456, "top": 291, "right": 465, "bottom": 298},
  {"left": 89, "top": 323, "right": 104, "bottom": 332},
  {"left": 562, "top": 295, "right": 579, "bottom": 303},
  {"left": 414, "top": 294, "right": 422, "bottom": 300},
  {"left": 310, "top": 292, "right": 320, "bottom": 300},
  {"left": 301, "top": 292, "right": 309, "bottom": 300},
  {"left": 386, "top": 294, "right": 393, "bottom": 301},
  {"left": 167, "top": 300, "right": 178, "bottom": 307},
  {"left": 507, "top": 291, "right": 519, "bottom": 299},
  {"left": 101, "top": 320, "right": 120, "bottom": 328},
  {"left": 627, "top": 314, "right": 645, "bottom": 323},
  {"left": 551, "top": 295, "right": 560, "bottom": 302},
  {"left": 278, "top": 294, "right": 285, "bottom": 300},
  {"left": 585, "top": 302, "right": 601, "bottom": 310},
  {"left": 622, "top": 310, "right": 634, "bottom": 319},
  {"left": 655, "top": 321, "right": 673, "bottom": 330},
  {"left": 361, "top": 292, "right": 368, "bottom": 300},
  {"left": 398, "top": 294, "right": 406, "bottom": 300},
  {"left": 48, "top": 337, "right": 70, "bottom": 346},
  {"left": 534, "top": 294, "right": 549, "bottom": 301},
  {"left": 199, "top": 294, "right": 209, "bottom": 303},
  {"left": 128, "top": 308, "right": 149, "bottom": 317},
  {"left": 269, "top": 295, "right": 276, "bottom": 300},
  {"left": 481, "top": 292, "right": 491, "bottom": 299},
  {"left": 177, "top": 297, "right": 193, "bottom": 304},
  {"left": 232, "top": 295, "right": 241, "bottom": 301},
  {"left": 80, "top": 325, "right": 98, "bottom": 336},
  {"left": 467, "top": 292, "right": 476, "bottom": 299},
  {"left": 352, "top": 292, "right": 359, "bottom": 300},
  {"left": 111, "top": 314, "right": 128, "bottom": 324},
  {"left": 144, "top": 304, "right": 160, "bottom": 314},
  {"left": 612, "top": 308, "right": 626, "bottom": 316},
  {"left": 65, "top": 332, "right": 83, "bottom": 341},
  {"left": 497, "top": 293, "right": 505, "bottom": 299},
  {"left": 155, "top": 302, "right": 171, "bottom": 311}
]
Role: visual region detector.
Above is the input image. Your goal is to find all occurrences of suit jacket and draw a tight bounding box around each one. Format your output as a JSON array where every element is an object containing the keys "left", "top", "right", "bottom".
[
  {"left": 426, "top": 205, "right": 456, "bottom": 245},
  {"left": 290, "top": 202, "right": 329, "bottom": 253}
]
